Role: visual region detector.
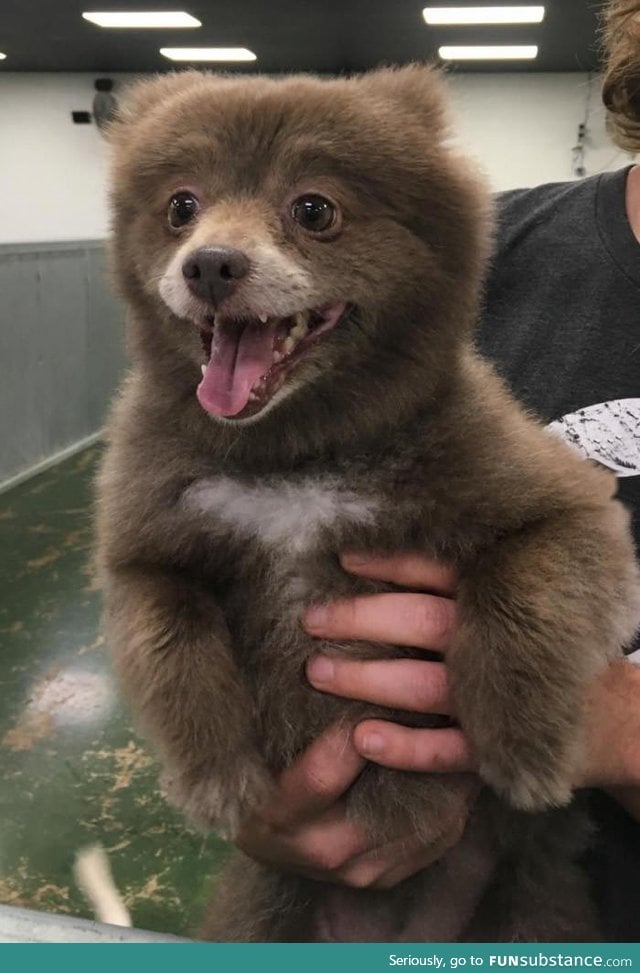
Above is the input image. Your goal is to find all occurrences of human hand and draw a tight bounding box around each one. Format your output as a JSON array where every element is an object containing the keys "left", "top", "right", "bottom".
[
  {"left": 304, "top": 551, "right": 640, "bottom": 793},
  {"left": 235, "top": 721, "right": 472, "bottom": 889},
  {"left": 239, "top": 550, "right": 640, "bottom": 886},
  {"left": 304, "top": 552, "right": 472, "bottom": 773},
  {"left": 236, "top": 554, "right": 475, "bottom": 887}
]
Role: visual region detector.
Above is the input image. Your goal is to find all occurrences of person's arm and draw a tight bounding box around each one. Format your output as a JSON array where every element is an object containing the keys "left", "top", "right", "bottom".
[{"left": 581, "top": 658, "right": 640, "bottom": 811}]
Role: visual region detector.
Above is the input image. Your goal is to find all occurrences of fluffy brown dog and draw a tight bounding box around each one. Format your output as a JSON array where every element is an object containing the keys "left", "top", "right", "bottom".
[{"left": 97, "top": 66, "right": 640, "bottom": 941}]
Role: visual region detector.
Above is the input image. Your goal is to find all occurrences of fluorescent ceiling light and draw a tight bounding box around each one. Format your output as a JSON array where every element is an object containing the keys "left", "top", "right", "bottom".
[
  {"left": 439, "top": 44, "right": 538, "bottom": 59},
  {"left": 82, "top": 11, "right": 201, "bottom": 28},
  {"left": 424, "top": 6, "right": 544, "bottom": 25},
  {"left": 160, "top": 47, "right": 257, "bottom": 61},
  {"left": 423, "top": 5, "right": 544, "bottom": 24},
  {"left": 0, "top": 52, "right": 6, "bottom": 60}
]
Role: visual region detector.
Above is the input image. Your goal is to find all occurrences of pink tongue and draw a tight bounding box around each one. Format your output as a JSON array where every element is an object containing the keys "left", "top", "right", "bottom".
[{"left": 197, "top": 320, "right": 278, "bottom": 417}]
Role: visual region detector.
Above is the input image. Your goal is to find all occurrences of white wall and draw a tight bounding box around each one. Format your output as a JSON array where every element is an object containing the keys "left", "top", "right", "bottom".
[
  {"left": 448, "top": 72, "right": 633, "bottom": 191},
  {"left": 0, "top": 73, "right": 127, "bottom": 244},
  {"left": 0, "top": 71, "right": 634, "bottom": 245}
]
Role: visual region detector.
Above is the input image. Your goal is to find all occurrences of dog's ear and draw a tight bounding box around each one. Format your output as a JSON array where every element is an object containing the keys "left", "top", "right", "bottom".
[
  {"left": 357, "top": 64, "right": 449, "bottom": 135},
  {"left": 105, "top": 71, "right": 205, "bottom": 139}
]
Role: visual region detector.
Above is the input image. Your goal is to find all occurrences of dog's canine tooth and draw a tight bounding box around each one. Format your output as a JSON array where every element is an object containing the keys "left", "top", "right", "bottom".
[
  {"left": 258, "top": 313, "right": 268, "bottom": 324},
  {"left": 201, "top": 364, "right": 206, "bottom": 376}
]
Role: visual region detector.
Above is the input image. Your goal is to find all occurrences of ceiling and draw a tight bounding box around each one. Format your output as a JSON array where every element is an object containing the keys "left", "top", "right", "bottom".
[{"left": 1, "top": 0, "right": 605, "bottom": 74}]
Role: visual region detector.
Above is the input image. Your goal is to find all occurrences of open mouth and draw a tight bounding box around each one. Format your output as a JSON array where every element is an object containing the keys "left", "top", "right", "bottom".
[{"left": 195, "top": 303, "right": 348, "bottom": 420}]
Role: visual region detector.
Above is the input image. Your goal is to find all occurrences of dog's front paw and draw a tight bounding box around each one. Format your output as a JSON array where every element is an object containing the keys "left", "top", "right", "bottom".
[
  {"left": 477, "top": 751, "right": 575, "bottom": 811},
  {"left": 451, "top": 645, "right": 584, "bottom": 811},
  {"left": 161, "top": 757, "right": 274, "bottom": 839},
  {"left": 459, "top": 687, "right": 580, "bottom": 811}
]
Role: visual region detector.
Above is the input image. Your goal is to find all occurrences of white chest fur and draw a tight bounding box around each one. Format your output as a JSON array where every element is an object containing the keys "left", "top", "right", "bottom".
[{"left": 184, "top": 475, "right": 379, "bottom": 555}]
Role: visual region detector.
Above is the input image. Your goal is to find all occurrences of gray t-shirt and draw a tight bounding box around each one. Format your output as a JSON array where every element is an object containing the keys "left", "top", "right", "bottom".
[
  {"left": 477, "top": 167, "right": 640, "bottom": 941},
  {"left": 478, "top": 166, "right": 639, "bottom": 541}
]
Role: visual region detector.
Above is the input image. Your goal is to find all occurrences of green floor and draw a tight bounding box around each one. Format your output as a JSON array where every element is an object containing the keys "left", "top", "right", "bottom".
[{"left": 0, "top": 446, "right": 231, "bottom": 937}]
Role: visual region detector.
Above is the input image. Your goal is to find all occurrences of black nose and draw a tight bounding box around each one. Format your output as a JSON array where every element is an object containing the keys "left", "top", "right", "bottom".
[{"left": 182, "top": 246, "right": 250, "bottom": 307}]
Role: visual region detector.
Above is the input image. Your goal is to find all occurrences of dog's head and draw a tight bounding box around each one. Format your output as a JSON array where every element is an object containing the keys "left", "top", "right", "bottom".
[{"left": 109, "top": 67, "right": 490, "bottom": 429}]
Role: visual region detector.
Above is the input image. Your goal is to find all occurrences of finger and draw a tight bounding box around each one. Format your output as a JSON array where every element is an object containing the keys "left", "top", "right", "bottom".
[
  {"left": 240, "top": 802, "right": 372, "bottom": 873},
  {"left": 264, "top": 723, "right": 366, "bottom": 827},
  {"left": 290, "top": 812, "right": 372, "bottom": 873},
  {"left": 307, "top": 656, "right": 454, "bottom": 715},
  {"left": 304, "top": 592, "right": 456, "bottom": 651},
  {"left": 336, "top": 775, "right": 479, "bottom": 888},
  {"left": 373, "top": 792, "right": 476, "bottom": 888},
  {"left": 331, "top": 832, "right": 433, "bottom": 889},
  {"left": 340, "top": 552, "right": 458, "bottom": 596},
  {"left": 353, "top": 720, "right": 474, "bottom": 773}
]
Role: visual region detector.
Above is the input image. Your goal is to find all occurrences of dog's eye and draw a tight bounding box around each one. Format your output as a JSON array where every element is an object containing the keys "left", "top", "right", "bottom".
[
  {"left": 291, "top": 195, "right": 336, "bottom": 233},
  {"left": 168, "top": 192, "right": 199, "bottom": 229}
]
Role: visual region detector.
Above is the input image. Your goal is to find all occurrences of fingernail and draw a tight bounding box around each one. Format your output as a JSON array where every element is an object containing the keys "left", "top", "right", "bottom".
[
  {"left": 307, "top": 655, "right": 334, "bottom": 684},
  {"left": 305, "top": 605, "right": 328, "bottom": 630},
  {"left": 360, "top": 733, "right": 384, "bottom": 756}
]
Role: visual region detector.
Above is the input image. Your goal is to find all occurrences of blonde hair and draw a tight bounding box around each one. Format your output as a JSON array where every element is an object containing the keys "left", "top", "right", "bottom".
[{"left": 602, "top": 0, "right": 640, "bottom": 150}]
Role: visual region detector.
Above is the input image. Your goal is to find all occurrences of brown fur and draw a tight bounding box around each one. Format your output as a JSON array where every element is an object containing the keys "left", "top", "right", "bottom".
[{"left": 96, "top": 66, "right": 640, "bottom": 941}]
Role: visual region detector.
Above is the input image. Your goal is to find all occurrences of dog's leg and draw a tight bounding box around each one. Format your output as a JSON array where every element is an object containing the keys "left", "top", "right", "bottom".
[
  {"left": 106, "top": 567, "right": 273, "bottom": 837},
  {"left": 451, "top": 501, "right": 640, "bottom": 811}
]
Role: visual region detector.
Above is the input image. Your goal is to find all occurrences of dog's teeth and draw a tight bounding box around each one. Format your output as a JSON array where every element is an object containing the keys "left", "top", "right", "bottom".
[
  {"left": 258, "top": 313, "right": 268, "bottom": 324},
  {"left": 289, "top": 311, "right": 310, "bottom": 344},
  {"left": 200, "top": 365, "right": 206, "bottom": 376},
  {"left": 283, "top": 336, "right": 295, "bottom": 354},
  {"left": 273, "top": 352, "right": 283, "bottom": 364}
]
